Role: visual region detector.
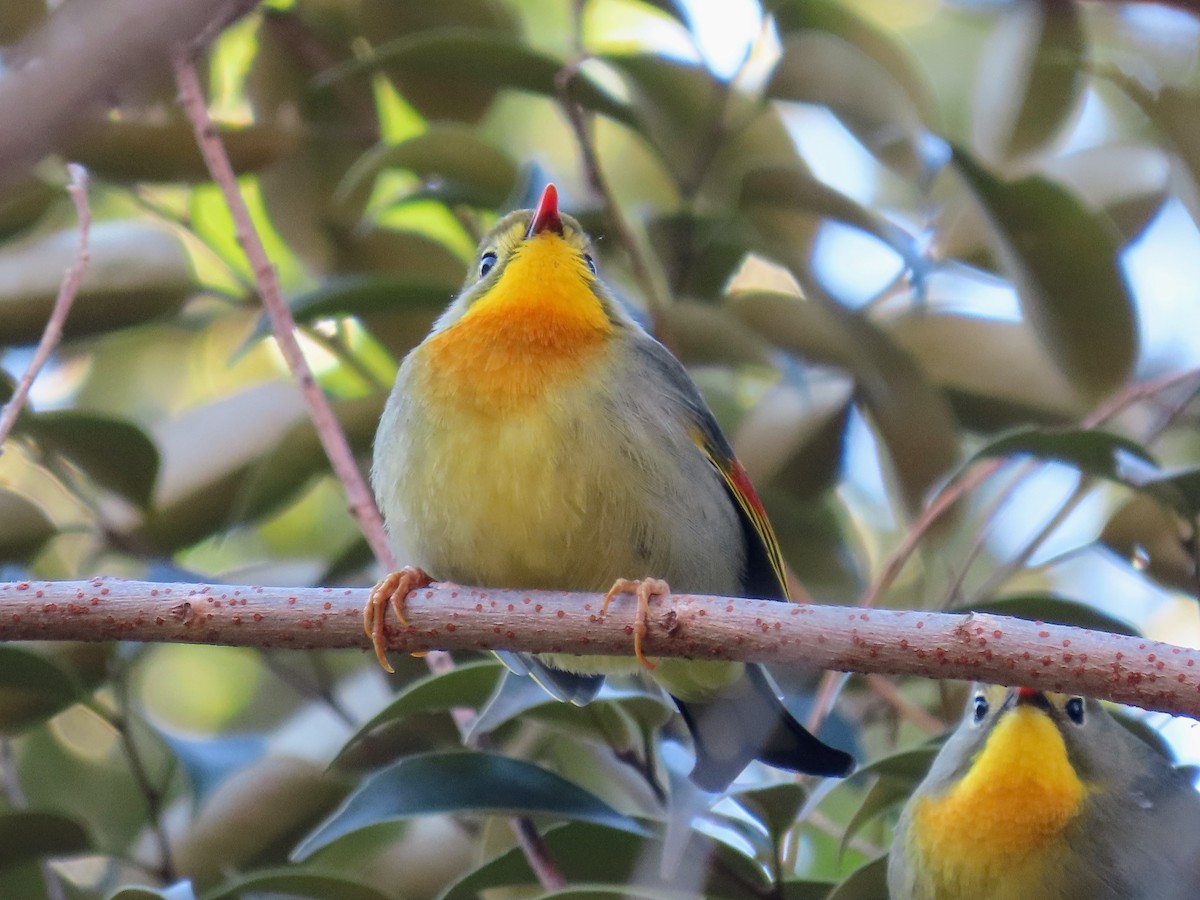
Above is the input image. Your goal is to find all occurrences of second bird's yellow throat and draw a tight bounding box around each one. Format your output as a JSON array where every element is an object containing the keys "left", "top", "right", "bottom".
[
  {"left": 913, "top": 704, "right": 1087, "bottom": 883},
  {"left": 424, "top": 233, "right": 613, "bottom": 413}
]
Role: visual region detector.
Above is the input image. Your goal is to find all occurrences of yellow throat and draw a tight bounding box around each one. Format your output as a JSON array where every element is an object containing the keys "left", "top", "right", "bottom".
[
  {"left": 913, "top": 704, "right": 1087, "bottom": 886},
  {"left": 423, "top": 231, "right": 613, "bottom": 413}
]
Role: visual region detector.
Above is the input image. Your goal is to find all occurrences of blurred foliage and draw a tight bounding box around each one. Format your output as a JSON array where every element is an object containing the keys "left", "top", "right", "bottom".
[{"left": 2, "top": 0, "right": 1200, "bottom": 897}]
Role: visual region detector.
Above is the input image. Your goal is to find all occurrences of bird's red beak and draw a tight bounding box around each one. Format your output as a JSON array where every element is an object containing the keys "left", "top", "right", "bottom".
[{"left": 525, "top": 183, "right": 563, "bottom": 238}]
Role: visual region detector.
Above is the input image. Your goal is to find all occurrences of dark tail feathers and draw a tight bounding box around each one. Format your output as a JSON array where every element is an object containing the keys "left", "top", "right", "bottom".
[{"left": 675, "top": 664, "right": 855, "bottom": 792}]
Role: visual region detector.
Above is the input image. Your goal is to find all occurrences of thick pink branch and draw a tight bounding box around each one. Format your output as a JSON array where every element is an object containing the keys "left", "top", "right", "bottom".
[{"left": 2, "top": 578, "right": 1199, "bottom": 718}]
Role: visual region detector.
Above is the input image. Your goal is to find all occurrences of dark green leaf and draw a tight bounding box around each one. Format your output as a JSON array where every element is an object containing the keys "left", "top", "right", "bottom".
[
  {"left": 440, "top": 821, "right": 770, "bottom": 900},
  {"left": 732, "top": 291, "right": 960, "bottom": 518},
  {"left": 888, "top": 312, "right": 1083, "bottom": 429},
  {"left": 66, "top": 118, "right": 301, "bottom": 183},
  {"left": 202, "top": 869, "right": 390, "bottom": 900},
  {"left": 735, "top": 783, "right": 807, "bottom": 840},
  {"left": 841, "top": 776, "right": 909, "bottom": 860},
  {"left": 768, "top": 32, "right": 930, "bottom": 179},
  {"left": 0, "top": 489, "right": 55, "bottom": 562},
  {"left": 21, "top": 411, "right": 160, "bottom": 508},
  {"left": 248, "top": 275, "right": 454, "bottom": 344},
  {"left": 964, "top": 426, "right": 1156, "bottom": 483},
  {"left": 766, "top": 0, "right": 935, "bottom": 124},
  {"left": 292, "top": 751, "right": 647, "bottom": 860},
  {"left": 334, "top": 660, "right": 504, "bottom": 771},
  {"left": 358, "top": 0, "right": 521, "bottom": 122},
  {"left": 740, "top": 167, "right": 919, "bottom": 276},
  {"left": 1100, "top": 495, "right": 1197, "bottom": 594},
  {"left": 781, "top": 881, "right": 839, "bottom": 900},
  {"left": 0, "top": 221, "right": 192, "bottom": 345},
  {"left": 338, "top": 125, "right": 517, "bottom": 209},
  {"left": 108, "top": 885, "right": 197, "bottom": 900},
  {"left": 851, "top": 746, "right": 940, "bottom": 783},
  {"left": 952, "top": 147, "right": 1137, "bottom": 402},
  {"left": 320, "top": 29, "right": 635, "bottom": 129},
  {"left": 0, "top": 811, "right": 90, "bottom": 870},
  {"left": 966, "top": 593, "right": 1141, "bottom": 637},
  {"left": 0, "top": 646, "right": 80, "bottom": 734},
  {"left": 601, "top": 54, "right": 724, "bottom": 178},
  {"left": 826, "top": 854, "right": 889, "bottom": 900},
  {"left": 973, "top": 4, "right": 1084, "bottom": 163}
]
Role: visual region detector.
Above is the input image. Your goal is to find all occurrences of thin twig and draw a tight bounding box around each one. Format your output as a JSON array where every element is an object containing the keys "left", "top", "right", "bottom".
[
  {"left": 0, "top": 164, "right": 91, "bottom": 450},
  {"left": 171, "top": 51, "right": 396, "bottom": 573},
  {"left": 89, "top": 695, "right": 177, "bottom": 882},
  {"left": 554, "top": 61, "right": 670, "bottom": 330}
]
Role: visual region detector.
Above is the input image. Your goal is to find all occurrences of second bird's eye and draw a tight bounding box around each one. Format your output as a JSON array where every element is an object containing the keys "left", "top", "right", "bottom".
[
  {"left": 1065, "top": 696, "right": 1085, "bottom": 725},
  {"left": 972, "top": 694, "right": 989, "bottom": 723},
  {"left": 583, "top": 253, "right": 597, "bottom": 275},
  {"left": 479, "top": 252, "right": 498, "bottom": 278}
]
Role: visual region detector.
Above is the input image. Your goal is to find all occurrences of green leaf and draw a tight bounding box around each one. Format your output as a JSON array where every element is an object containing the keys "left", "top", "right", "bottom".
[
  {"left": 0, "top": 220, "right": 192, "bottom": 345},
  {"left": 601, "top": 54, "right": 724, "bottom": 178},
  {"left": 851, "top": 746, "right": 940, "bottom": 783},
  {"left": 0, "top": 811, "right": 90, "bottom": 870},
  {"left": 333, "top": 660, "right": 504, "bottom": 771},
  {"left": 840, "top": 776, "right": 909, "bottom": 859},
  {"left": 952, "top": 147, "right": 1137, "bottom": 402},
  {"left": 735, "top": 783, "right": 807, "bottom": 840},
  {"left": 768, "top": 32, "right": 931, "bottom": 179},
  {"left": 965, "top": 426, "right": 1156, "bottom": 482},
  {"left": 20, "top": 411, "right": 160, "bottom": 508},
  {"left": 358, "top": 0, "right": 521, "bottom": 122},
  {"left": 972, "top": 3, "right": 1084, "bottom": 163},
  {"left": 292, "top": 751, "right": 648, "bottom": 860},
  {"left": 338, "top": 125, "right": 518, "bottom": 210},
  {"left": 1100, "top": 495, "right": 1198, "bottom": 594},
  {"left": 731, "top": 291, "right": 960, "bottom": 518},
  {"left": 826, "top": 854, "right": 889, "bottom": 900},
  {"left": 320, "top": 29, "right": 635, "bottom": 129},
  {"left": 766, "top": 0, "right": 935, "bottom": 125},
  {"left": 440, "top": 821, "right": 770, "bottom": 900},
  {"left": 202, "top": 870, "right": 390, "bottom": 900},
  {"left": 0, "top": 489, "right": 55, "bottom": 562},
  {"left": 888, "top": 312, "right": 1083, "bottom": 429},
  {"left": 65, "top": 118, "right": 301, "bottom": 183},
  {"left": 966, "top": 593, "right": 1141, "bottom": 637},
  {"left": 108, "top": 885, "right": 197, "bottom": 900},
  {"left": 247, "top": 275, "right": 453, "bottom": 344},
  {"left": 740, "top": 167, "right": 918, "bottom": 276},
  {"left": 0, "top": 646, "right": 81, "bottom": 734}
]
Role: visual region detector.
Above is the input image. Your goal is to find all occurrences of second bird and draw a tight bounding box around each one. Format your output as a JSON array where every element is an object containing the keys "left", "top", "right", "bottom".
[{"left": 365, "top": 184, "right": 854, "bottom": 791}]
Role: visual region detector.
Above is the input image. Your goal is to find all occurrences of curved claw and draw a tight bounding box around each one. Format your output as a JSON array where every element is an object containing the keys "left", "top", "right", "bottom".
[
  {"left": 601, "top": 577, "right": 670, "bottom": 671},
  {"left": 364, "top": 566, "right": 431, "bottom": 673}
]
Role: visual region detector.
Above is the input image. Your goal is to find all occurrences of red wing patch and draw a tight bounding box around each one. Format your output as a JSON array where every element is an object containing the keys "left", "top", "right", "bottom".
[{"left": 692, "top": 430, "right": 791, "bottom": 602}]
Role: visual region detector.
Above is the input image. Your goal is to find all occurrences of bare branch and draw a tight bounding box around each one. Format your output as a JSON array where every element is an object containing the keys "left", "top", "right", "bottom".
[
  {"left": 0, "top": 0, "right": 260, "bottom": 188},
  {"left": 170, "top": 52, "right": 395, "bottom": 573},
  {"left": 0, "top": 164, "right": 91, "bottom": 449},
  {"left": 3, "top": 578, "right": 1200, "bottom": 719}
]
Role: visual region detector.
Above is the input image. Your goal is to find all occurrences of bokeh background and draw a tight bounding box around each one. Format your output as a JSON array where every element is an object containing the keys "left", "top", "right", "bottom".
[{"left": 2, "top": 0, "right": 1200, "bottom": 897}]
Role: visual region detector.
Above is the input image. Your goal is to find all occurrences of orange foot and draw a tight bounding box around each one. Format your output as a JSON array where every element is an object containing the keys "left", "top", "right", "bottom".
[
  {"left": 364, "top": 566, "right": 431, "bottom": 673},
  {"left": 601, "top": 577, "right": 670, "bottom": 671}
]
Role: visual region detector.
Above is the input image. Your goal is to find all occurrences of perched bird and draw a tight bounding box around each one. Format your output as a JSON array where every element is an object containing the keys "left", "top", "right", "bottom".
[
  {"left": 365, "top": 183, "right": 853, "bottom": 791},
  {"left": 889, "top": 683, "right": 1200, "bottom": 900}
]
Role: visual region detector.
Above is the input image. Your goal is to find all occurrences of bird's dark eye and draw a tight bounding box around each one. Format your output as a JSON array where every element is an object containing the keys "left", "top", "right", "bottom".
[
  {"left": 1065, "top": 696, "right": 1085, "bottom": 725},
  {"left": 479, "top": 252, "right": 498, "bottom": 278},
  {"left": 583, "top": 253, "right": 597, "bottom": 275},
  {"left": 972, "top": 693, "right": 989, "bottom": 723}
]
